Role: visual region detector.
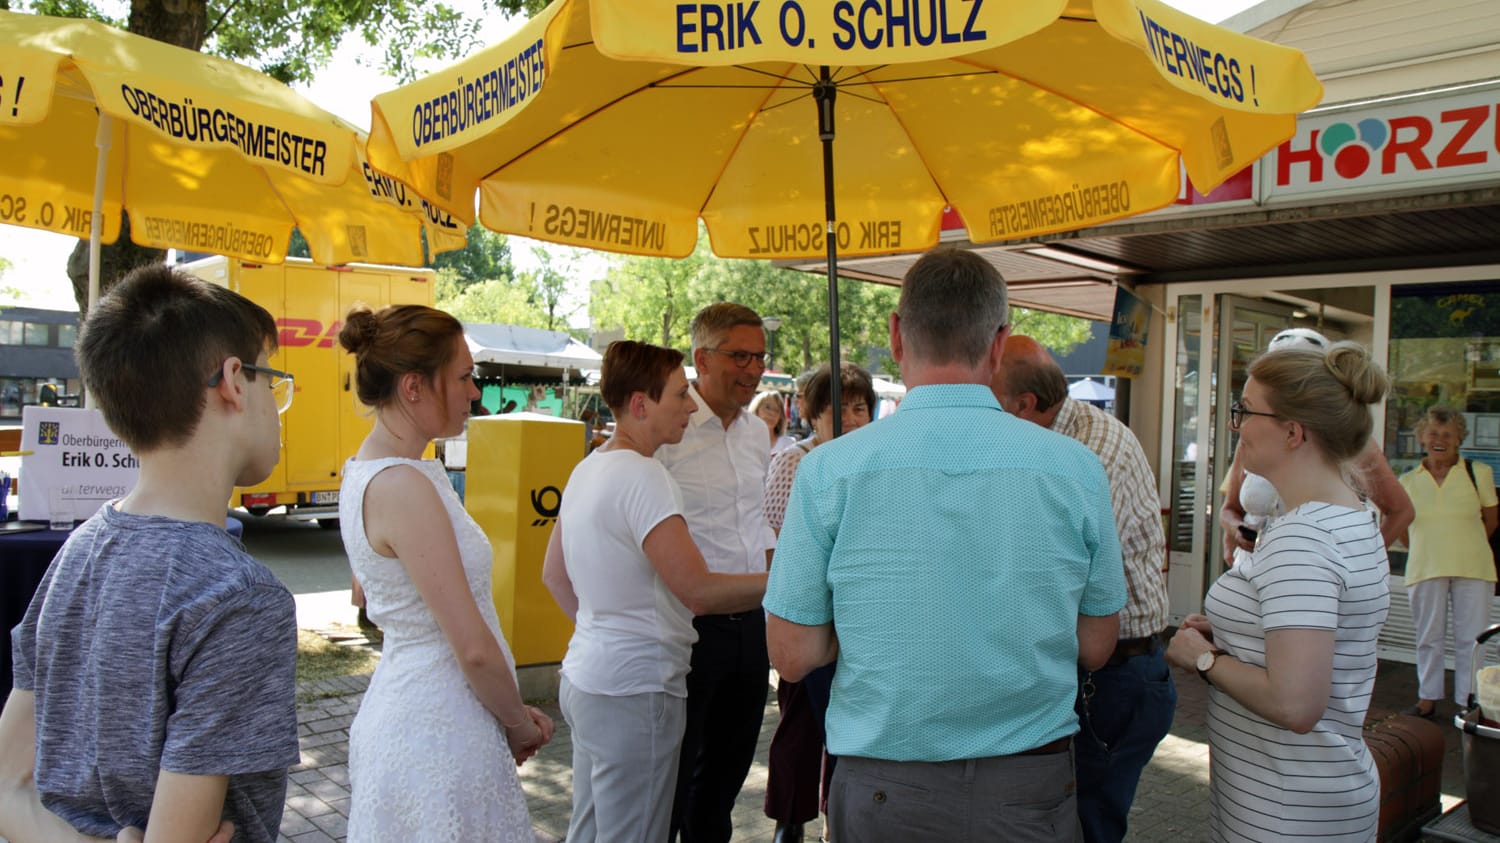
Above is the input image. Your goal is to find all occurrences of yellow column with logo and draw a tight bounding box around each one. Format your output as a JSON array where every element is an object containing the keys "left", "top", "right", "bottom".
[{"left": 466, "top": 413, "right": 583, "bottom": 666}]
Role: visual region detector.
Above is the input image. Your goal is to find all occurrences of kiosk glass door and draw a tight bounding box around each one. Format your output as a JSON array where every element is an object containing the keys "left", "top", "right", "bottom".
[
  {"left": 1165, "top": 294, "right": 1296, "bottom": 619},
  {"left": 1207, "top": 298, "right": 1298, "bottom": 590}
]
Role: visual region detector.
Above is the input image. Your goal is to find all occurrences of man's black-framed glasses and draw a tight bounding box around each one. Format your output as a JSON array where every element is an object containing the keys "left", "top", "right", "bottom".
[
  {"left": 706, "top": 348, "right": 768, "bottom": 369},
  {"left": 208, "top": 363, "right": 295, "bottom": 414},
  {"left": 1228, "top": 400, "right": 1278, "bottom": 431}
]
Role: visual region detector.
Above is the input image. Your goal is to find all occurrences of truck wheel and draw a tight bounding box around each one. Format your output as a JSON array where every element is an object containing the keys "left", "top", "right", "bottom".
[{"left": 317, "top": 518, "right": 340, "bottom": 530}]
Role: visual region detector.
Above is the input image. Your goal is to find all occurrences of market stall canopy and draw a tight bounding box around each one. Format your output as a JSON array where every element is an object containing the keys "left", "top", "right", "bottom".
[
  {"left": 871, "top": 377, "right": 907, "bottom": 400},
  {"left": 465, "top": 322, "right": 602, "bottom": 373},
  {"left": 1069, "top": 378, "right": 1116, "bottom": 401},
  {"left": 367, "top": 0, "right": 1320, "bottom": 435},
  {"left": 367, "top": 0, "right": 1322, "bottom": 261},
  {"left": 0, "top": 9, "right": 463, "bottom": 305}
]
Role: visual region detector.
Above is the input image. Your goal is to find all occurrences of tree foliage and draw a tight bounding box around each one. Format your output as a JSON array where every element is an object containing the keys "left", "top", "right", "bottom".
[
  {"left": 519, "top": 245, "right": 587, "bottom": 332},
  {"left": 0, "top": 256, "right": 21, "bottom": 305},
  {"left": 590, "top": 231, "right": 1095, "bottom": 378},
  {"left": 435, "top": 270, "right": 549, "bottom": 327},
  {"left": 16, "top": 0, "right": 547, "bottom": 84},
  {"left": 1011, "top": 307, "right": 1093, "bottom": 356},
  {"left": 430, "top": 223, "right": 516, "bottom": 288},
  {"left": 590, "top": 230, "right": 901, "bottom": 376}
]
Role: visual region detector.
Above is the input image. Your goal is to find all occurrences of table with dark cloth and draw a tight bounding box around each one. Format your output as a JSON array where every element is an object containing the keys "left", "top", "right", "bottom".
[{"left": 2, "top": 516, "right": 244, "bottom": 703}]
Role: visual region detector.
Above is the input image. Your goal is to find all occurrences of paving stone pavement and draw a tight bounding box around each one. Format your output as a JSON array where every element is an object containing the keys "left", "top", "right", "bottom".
[{"left": 280, "top": 652, "right": 1474, "bottom": 843}]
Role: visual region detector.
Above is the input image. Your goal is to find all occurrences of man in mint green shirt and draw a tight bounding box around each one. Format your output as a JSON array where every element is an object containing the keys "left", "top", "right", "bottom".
[{"left": 765, "top": 248, "right": 1124, "bottom": 842}]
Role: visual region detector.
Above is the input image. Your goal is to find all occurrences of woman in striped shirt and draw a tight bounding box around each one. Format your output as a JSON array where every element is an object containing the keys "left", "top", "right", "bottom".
[{"left": 1168, "top": 341, "right": 1391, "bottom": 842}]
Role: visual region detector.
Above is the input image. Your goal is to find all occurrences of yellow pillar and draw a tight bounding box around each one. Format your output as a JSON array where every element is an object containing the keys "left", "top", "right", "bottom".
[{"left": 466, "top": 413, "right": 583, "bottom": 666}]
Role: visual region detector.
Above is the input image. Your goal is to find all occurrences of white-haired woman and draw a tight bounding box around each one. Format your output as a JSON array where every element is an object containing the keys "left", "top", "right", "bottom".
[{"left": 1397, "top": 405, "right": 1497, "bottom": 718}]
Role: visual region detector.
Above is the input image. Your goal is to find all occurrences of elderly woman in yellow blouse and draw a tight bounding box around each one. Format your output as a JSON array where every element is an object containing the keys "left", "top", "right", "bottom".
[{"left": 1397, "top": 405, "right": 1498, "bottom": 718}]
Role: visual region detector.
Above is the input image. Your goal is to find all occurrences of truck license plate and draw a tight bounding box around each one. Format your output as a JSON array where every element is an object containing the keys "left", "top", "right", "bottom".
[{"left": 311, "top": 491, "right": 339, "bottom": 505}]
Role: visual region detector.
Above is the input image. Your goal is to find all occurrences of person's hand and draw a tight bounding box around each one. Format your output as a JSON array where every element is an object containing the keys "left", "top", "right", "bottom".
[
  {"left": 1182, "top": 613, "right": 1214, "bottom": 641},
  {"left": 1222, "top": 515, "right": 1253, "bottom": 564},
  {"left": 115, "top": 820, "right": 234, "bottom": 843},
  {"left": 505, "top": 709, "right": 547, "bottom": 766},
  {"left": 1166, "top": 625, "right": 1215, "bottom": 672},
  {"left": 529, "top": 706, "right": 555, "bottom": 746}
]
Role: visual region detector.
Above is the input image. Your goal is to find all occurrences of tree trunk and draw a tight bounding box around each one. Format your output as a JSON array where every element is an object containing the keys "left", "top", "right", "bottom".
[
  {"left": 129, "top": 0, "right": 209, "bottom": 51},
  {"left": 65, "top": 0, "right": 207, "bottom": 311},
  {"left": 67, "top": 214, "right": 167, "bottom": 317}
]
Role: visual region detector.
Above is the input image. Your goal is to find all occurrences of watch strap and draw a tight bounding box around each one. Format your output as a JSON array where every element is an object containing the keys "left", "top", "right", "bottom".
[{"left": 1197, "top": 647, "right": 1228, "bottom": 684}]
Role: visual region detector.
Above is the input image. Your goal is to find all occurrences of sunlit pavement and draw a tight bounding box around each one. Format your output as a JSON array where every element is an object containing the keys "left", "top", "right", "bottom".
[
  {"left": 278, "top": 658, "right": 1473, "bottom": 843},
  {"left": 240, "top": 515, "right": 1469, "bottom": 842}
]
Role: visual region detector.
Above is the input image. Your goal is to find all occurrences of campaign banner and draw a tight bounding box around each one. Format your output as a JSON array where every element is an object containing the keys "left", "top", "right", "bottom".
[
  {"left": 18, "top": 406, "right": 138, "bottom": 522},
  {"left": 1102, "top": 285, "right": 1151, "bottom": 378}
]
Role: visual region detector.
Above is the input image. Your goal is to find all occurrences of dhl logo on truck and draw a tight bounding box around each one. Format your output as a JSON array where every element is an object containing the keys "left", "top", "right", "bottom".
[{"left": 279, "top": 319, "right": 342, "bottom": 349}]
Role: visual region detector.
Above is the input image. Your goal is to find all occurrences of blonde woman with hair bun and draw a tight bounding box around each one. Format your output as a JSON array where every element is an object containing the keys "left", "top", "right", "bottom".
[
  {"left": 337, "top": 305, "right": 551, "bottom": 842},
  {"left": 1168, "top": 341, "right": 1392, "bottom": 842}
]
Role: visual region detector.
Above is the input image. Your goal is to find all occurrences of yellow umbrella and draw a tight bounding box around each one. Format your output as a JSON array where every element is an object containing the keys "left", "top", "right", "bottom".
[
  {"left": 367, "top": 0, "right": 1320, "bottom": 422},
  {"left": 0, "top": 10, "right": 462, "bottom": 306}
]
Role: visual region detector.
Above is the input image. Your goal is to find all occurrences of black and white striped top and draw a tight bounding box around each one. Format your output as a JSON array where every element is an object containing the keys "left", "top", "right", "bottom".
[{"left": 1203, "top": 502, "right": 1390, "bottom": 842}]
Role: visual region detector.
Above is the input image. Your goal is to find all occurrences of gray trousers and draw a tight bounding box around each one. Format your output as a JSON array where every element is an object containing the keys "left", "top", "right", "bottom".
[
  {"left": 828, "top": 745, "right": 1081, "bottom": 842},
  {"left": 560, "top": 677, "right": 687, "bottom": 843}
]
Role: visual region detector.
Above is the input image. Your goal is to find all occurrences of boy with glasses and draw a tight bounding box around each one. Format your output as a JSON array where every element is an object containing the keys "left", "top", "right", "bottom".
[{"left": 0, "top": 265, "right": 298, "bottom": 843}]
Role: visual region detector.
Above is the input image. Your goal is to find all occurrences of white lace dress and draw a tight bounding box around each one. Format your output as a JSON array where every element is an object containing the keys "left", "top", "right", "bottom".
[{"left": 339, "top": 457, "right": 533, "bottom": 843}]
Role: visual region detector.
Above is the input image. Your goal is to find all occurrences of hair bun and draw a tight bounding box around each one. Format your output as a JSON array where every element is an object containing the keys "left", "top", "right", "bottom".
[
  {"left": 1324, "top": 341, "right": 1389, "bottom": 406},
  {"left": 338, "top": 307, "right": 379, "bottom": 354}
]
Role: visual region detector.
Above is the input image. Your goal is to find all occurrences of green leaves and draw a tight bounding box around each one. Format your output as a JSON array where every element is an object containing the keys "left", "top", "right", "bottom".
[
  {"left": 430, "top": 223, "right": 515, "bottom": 289},
  {"left": 589, "top": 228, "right": 901, "bottom": 374},
  {"left": 14, "top": 0, "right": 546, "bottom": 85}
]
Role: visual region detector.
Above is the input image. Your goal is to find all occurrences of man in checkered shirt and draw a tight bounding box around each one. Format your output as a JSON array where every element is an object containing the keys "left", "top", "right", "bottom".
[{"left": 992, "top": 334, "right": 1174, "bottom": 843}]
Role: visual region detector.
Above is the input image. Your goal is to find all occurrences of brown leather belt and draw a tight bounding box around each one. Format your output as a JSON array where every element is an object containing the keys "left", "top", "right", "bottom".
[
  {"left": 1103, "top": 635, "right": 1158, "bottom": 668},
  {"left": 1010, "top": 736, "right": 1072, "bottom": 757}
]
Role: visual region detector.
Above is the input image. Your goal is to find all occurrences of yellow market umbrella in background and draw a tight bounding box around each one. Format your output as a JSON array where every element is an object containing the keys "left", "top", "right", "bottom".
[
  {"left": 367, "top": 0, "right": 1321, "bottom": 426},
  {"left": 0, "top": 10, "right": 463, "bottom": 308}
]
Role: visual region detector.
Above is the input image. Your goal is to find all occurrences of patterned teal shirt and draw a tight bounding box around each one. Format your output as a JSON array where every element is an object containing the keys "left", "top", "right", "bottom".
[{"left": 764, "top": 383, "right": 1125, "bottom": 761}]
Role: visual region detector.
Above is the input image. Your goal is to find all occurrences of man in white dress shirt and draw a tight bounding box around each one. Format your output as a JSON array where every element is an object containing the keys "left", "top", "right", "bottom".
[{"left": 658, "top": 302, "right": 778, "bottom": 843}]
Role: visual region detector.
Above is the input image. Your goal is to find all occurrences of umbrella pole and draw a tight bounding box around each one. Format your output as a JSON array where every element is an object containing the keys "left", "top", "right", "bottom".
[
  {"left": 83, "top": 113, "right": 113, "bottom": 410},
  {"left": 814, "top": 66, "right": 843, "bottom": 438},
  {"left": 87, "top": 114, "right": 112, "bottom": 312}
]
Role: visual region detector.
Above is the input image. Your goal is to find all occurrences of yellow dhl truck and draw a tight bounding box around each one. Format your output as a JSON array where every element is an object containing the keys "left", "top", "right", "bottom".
[{"left": 181, "top": 255, "right": 435, "bottom": 525}]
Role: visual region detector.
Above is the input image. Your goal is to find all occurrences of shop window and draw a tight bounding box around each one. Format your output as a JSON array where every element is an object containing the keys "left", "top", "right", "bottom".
[
  {"left": 1384, "top": 282, "right": 1500, "bottom": 574},
  {"left": 1169, "top": 295, "right": 1204, "bottom": 554}
]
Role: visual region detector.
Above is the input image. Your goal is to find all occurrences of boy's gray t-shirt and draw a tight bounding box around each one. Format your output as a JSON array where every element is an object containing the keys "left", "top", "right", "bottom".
[{"left": 11, "top": 504, "right": 299, "bottom": 841}]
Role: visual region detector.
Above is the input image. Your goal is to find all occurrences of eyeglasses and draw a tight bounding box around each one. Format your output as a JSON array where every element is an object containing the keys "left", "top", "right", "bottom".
[
  {"left": 706, "top": 348, "right": 768, "bottom": 369},
  {"left": 208, "top": 363, "right": 295, "bottom": 414},
  {"left": 1228, "top": 400, "right": 1278, "bottom": 431},
  {"left": 841, "top": 401, "right": 871, "bottom": 418}
]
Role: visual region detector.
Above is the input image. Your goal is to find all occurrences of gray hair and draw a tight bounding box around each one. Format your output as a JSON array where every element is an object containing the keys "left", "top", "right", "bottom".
[
  {"left": 1414, "top": 404, "right": 1467, "bottom": 441},
  {"left": 897, "top": 249, "right": 1009, "bottom": 366},
  {"left": 689, "top": 302, "right": 762, "bottom": 352}
]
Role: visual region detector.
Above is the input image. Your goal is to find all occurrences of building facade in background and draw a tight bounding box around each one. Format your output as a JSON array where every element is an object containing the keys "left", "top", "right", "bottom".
[{"left": 0, "top": 306, "right": 80, "bottom": 420}]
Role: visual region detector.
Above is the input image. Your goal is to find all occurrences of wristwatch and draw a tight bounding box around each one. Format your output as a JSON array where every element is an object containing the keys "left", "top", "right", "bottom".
[{"left": 1196, "top": 648, "right": 1228, "bottom": 684}]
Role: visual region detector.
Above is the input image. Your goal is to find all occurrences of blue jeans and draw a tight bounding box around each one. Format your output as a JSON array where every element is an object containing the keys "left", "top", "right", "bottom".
[{"left": 1073, "top": 646, "right": 1177, "bottom": 843}]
